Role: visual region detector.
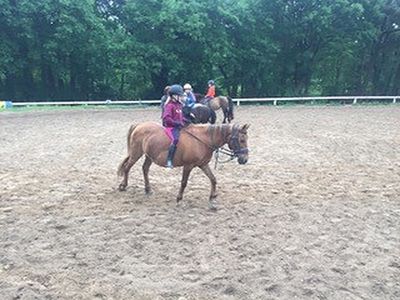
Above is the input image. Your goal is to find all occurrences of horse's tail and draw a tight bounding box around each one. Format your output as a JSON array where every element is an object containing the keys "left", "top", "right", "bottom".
[
  {"left": 117, "top": 156, "right": 130, "bottom": 177},
  {"left": 227, "top": 96, "right": 234, "bottom": 120},
  {"left": 209, "top": 109, "right": 217, "bottom": 124},
  {"left": 117, "top": 124, "right": 137, "bottom": 177},
  {"left": 126, "top": 124, "right": 137, "bottom": 150}
]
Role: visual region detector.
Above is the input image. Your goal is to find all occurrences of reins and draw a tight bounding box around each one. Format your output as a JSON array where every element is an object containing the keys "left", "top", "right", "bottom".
[
  {"left": 182, "top": 125, "right": 241, "bottom": 169},
  {"left": 181, "top": 128, "right": 218, "bottom": 151}
]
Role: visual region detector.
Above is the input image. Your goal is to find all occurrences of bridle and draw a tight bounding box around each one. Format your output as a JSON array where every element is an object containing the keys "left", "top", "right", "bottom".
[
  {"left": 228, "top": 124, "right": 249, "bottom": 157},
  {"left": 213, "top": 125, "right": 248, "bottom": 167}
]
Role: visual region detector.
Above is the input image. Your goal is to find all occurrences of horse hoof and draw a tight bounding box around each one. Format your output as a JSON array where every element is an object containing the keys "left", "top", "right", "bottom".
[
  {"left": 118, "top": 184, "right": 126, "bottom": 191},
  {"left": 208, "top": 201, "right": 217, "bottom": 211},
  {"left": 209, "top": 205, "right": 217, "bottom": 211},
  {"left": 145, "top": 189, "right": 153, "bottom": 196}
]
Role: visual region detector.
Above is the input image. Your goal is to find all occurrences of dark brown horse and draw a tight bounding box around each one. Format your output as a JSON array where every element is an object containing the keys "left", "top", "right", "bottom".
[
  {"left": 194, "top": 93, "right": 234, "bottom": 123},
  {"left": 190, "top": 103, "right": 216, "bottom": 124},
  {"left": 117, "top": 122, "right": 249, "bottom": 209},
  {"left": 161, "top": 102, "right": 215, "bottom": 125}
]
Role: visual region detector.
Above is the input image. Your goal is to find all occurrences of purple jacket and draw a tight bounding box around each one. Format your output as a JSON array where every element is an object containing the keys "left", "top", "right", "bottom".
[{"left": 162, "top": 100, "right": 184, "bottom": 127}]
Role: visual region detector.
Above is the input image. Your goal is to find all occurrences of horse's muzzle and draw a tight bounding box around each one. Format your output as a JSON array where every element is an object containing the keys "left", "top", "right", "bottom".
[
  {"left": 235, "top": 148, "right": 248, "bottom": 165},
  {"left": 238, "top": 156, "right": 248, "bottom": 164}
]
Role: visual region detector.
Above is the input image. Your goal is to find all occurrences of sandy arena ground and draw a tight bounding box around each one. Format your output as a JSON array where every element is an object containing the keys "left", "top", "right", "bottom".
[{"left": 0, "top": 105, "right": 399, "bottom": 299}]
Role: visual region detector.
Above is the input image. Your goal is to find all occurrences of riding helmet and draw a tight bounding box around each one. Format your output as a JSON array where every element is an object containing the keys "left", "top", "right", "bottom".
[
  {"left": 183, "top": 83, "right": 192, "bottom": 90},
  {"left": 169, "top": 84, "right": 185, "bottom": 96},
  {"left": 208, "top": 80, "right": 215, "bottom": 85}
]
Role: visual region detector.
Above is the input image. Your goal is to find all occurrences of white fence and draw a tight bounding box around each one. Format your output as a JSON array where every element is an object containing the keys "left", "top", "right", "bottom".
[
  {"left": 234, "top": 96, "right": 399, "bottom": 106},
  {"left": 10, "top": 95, "right": 399, "bottom": 107}
]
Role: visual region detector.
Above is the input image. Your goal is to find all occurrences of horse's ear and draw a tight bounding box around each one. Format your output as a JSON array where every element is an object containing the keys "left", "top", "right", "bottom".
[{"left": 241, "top": 124, "right": 250, "bottom": 132}]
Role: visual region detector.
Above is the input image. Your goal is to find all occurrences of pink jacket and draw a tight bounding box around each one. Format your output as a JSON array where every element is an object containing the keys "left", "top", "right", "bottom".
[{"left": 162, "top": 100, "right": 184, "bottom": 127}]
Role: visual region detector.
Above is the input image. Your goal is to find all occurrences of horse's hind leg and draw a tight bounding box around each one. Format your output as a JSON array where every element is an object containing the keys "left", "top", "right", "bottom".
[
  {"left": 222, "top": 108, "right": 228, "bottom": 123},
  {"left": 199, "top": 164, "right": 217, "bottom": 210},
  {"left": 209, "top": 109, "right": 217, "bottom": 124},
  {"left": 142, "top": 156, "right": 153, "bottom": 195},
  {"left": 118, "top": 149, "right": 143, "bottom": 191}
]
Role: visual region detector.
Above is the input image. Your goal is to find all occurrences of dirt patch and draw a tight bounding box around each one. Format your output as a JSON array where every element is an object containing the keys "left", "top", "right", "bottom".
[{"left": 1, "top": 106, "right": 399, "bottom": 299}]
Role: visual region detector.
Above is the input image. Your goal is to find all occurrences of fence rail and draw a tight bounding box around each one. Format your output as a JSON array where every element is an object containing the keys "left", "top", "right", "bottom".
[
  {"left": 234, "top": 96, "right": 399, "bottom": 106},
  {"left": 7, "top": 95, "right": 400, "bottom": 107}
]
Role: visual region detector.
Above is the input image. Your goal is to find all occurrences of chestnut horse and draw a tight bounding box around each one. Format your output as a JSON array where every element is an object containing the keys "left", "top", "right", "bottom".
[
  {"left": 194, "top": 94, "right": 234, "bottom": 123},
  {"left": 117, "top": 122, "right": 249, "bottom": 209}
]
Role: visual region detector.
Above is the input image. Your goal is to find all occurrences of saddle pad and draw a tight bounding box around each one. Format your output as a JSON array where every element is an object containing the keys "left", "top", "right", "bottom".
[{"left": 164, "top": 127, "right": 174, "bottom": 142}]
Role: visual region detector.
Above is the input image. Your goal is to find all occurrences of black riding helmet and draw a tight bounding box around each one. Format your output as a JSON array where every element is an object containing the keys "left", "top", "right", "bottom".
[{"left": 169, "top": 84, "right": 185, "bottom": 96}]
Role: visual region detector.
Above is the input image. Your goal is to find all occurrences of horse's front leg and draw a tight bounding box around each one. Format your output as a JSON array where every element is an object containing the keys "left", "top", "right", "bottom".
[
  {"left": 199, "top": 164, "right": 217, "bottom": 210},
  {"left": 177, "top": 165, "right": 194, "bottom": 204},
  {"left": 142, "top": 156, "right": 153, "bottom": 195}
]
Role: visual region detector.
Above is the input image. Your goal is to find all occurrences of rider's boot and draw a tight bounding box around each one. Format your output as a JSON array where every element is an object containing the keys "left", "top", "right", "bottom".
[{"left": 166, "top": 144, "right": 177, "bottom": 168}]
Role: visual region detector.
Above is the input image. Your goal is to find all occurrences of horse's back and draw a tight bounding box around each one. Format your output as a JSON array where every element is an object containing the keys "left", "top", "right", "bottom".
[
  {"left": 135, "top": 121, "right": 163, "bottom": 131},
  {"left": 135, "top": 122, "right": 166, "bottom": 137},
  {"left": 128, "top": 121, "right": 167, "bottom": 145}
]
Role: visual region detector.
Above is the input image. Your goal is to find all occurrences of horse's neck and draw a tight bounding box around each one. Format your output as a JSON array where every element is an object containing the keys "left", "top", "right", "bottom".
[{"left": 208, "top": 124, "right": 231, "bottom": 148}]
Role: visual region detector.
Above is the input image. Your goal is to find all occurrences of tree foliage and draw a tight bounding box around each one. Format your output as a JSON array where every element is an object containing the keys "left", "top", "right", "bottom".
[{"left": 0, "top": 0, "right": 399, "bottom": 101}]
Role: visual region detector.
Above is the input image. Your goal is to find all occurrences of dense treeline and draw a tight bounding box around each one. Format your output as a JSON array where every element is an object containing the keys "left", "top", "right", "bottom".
[{"left": 0, "top": 0, "right": 399, "bottom": 101}]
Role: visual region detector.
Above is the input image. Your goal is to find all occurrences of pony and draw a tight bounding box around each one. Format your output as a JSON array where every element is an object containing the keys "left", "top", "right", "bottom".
[
  {"left": 194, "top": 93, "right": 234, "bottom": 123},
  {"left": 189, "top": 103, "right": 216, "bottom": 124},
  {"left": 117, "top": 123, "right": 250, "bottom": 209}
]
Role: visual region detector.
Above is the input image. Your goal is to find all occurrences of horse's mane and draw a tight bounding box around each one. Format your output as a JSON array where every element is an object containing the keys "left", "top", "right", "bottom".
[
  {"left": 207, "top": 124, "right": 231, "bottom": 144},
  {"left": 186, "top": 123, "right": 231, "bottom": 142}
]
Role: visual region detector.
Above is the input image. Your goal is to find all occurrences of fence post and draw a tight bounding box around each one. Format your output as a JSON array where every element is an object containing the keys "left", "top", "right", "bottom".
[
  {"left": 353, "top": 97, "right": 358, "bottom": 104},
  {"left": 393, "top": 97, "right": 397, "bottom": 104},
  {"left": 237, "top": 99, "right": 240, "bottom": 106},
  {"left": 273, "top": 99, "right": 277, "bottom": 106}
]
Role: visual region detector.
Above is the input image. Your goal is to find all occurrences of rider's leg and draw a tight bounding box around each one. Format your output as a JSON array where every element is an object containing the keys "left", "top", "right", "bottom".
[{"left": 166, "top": 127, "right": 180, "bottom": 168}]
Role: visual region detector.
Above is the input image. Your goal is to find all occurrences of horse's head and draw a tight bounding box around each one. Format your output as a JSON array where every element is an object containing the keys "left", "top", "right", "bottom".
[
  {"left": 194, "top": 93, "right": 204, "bottom": 103},
  {"left": 228, "top": 124, "right": 249, "bottom": 164}
]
